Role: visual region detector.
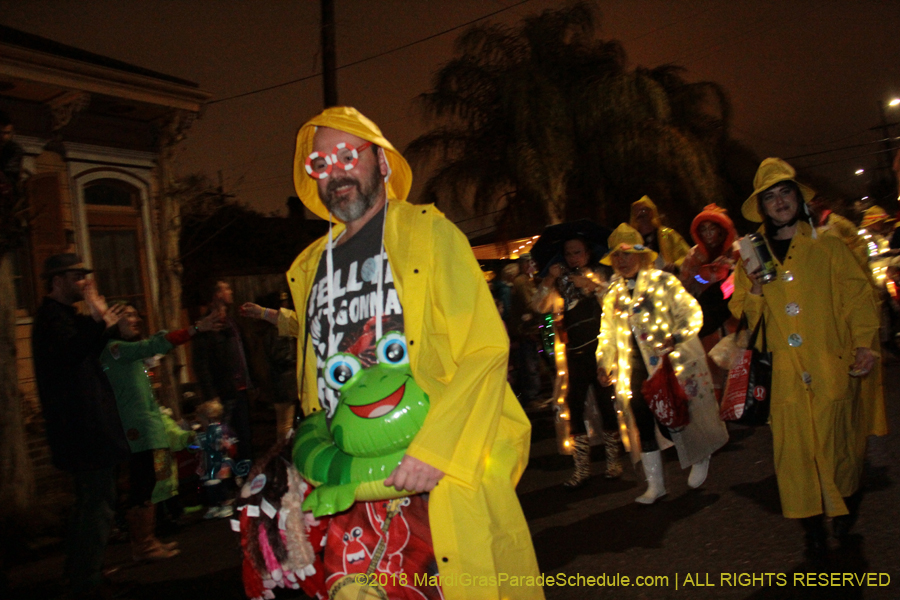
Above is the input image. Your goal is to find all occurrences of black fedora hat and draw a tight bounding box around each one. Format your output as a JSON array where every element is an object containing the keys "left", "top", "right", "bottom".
[{"left": 42, "top": 253, "right": 93, "bottom": 279}]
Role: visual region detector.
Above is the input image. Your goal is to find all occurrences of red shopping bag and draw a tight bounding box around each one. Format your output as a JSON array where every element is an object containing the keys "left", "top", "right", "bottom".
[{"left": 640, "top": 354, "right": 690, "bottom": 431}]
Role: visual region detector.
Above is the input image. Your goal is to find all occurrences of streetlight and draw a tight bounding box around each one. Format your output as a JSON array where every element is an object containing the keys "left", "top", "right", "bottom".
[
  {"left": 890, "top": 98, "right": 900, "bottom": 108},
  {"left": 855, "top": 168, "right": 865, "bottom": 175}
]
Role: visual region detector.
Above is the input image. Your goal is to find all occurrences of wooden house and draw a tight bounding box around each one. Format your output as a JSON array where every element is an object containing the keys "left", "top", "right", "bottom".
[{"left": 1, "top": 25, "right": 209, "bottom": 492}]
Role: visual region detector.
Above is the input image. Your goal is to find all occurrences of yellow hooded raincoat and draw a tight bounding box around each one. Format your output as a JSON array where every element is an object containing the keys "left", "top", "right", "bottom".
[
  {"left": 630, "top": 196, "right": 691, "bottom": 270},
  {"left": 729, "top": 222, "right": 887, "bottom": 518},
  {"left": 282, "top": 107, "right": 544, "bottom": 600}
]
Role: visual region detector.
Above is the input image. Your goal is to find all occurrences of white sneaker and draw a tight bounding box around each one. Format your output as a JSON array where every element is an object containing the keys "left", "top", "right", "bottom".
[
  {"left": 203, "top": 506, "right": 221, "bottom": 519},
  {"left": 218, "top": 505, "right": 234, "bottom": 518}
]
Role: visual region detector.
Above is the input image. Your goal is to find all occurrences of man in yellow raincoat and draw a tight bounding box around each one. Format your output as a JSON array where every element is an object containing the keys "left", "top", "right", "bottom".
[
  {"left": 629, "top": 195, "right": 691, "bottom": 273},
  {"left": 281, "top": 106, "right": 543, "bottom": 599},
  {"left": 730, "top": 158, "right": 887, "bottom": 562}
]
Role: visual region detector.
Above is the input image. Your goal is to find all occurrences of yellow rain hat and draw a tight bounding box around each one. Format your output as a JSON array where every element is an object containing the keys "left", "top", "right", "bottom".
[
  {"left": 600, "top": 223, "right": 658, "bottom": 266},
  {"left": 630, "top": 195, "right": 661, "bottom": 229},
  {"left": 742, "top": 158, "right": 816, "bottom": 222},
  {"left": 860, "top": 205, "right": 894, "bottom": 229},
  {"left": 292, "top": 106, "right": 413, "bottom": 222}
]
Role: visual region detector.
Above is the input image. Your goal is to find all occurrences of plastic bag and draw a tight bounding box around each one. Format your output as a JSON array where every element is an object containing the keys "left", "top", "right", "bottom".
[
  {"left": 708, "top": 314, "right": 751, "bottom": 370},
  {"left": 640, "top": 354, "right": 690, "bottom": 431}
]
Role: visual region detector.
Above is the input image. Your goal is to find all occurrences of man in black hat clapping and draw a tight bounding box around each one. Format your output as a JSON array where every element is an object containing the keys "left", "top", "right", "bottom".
[{"left": 31, "top": 253, "right": 127, "bottom": 598}]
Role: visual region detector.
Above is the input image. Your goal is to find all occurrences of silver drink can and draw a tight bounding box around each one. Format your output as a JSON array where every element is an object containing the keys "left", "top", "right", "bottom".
[{"left": 738, "top": 233, "right": 777, "bottom": 284}]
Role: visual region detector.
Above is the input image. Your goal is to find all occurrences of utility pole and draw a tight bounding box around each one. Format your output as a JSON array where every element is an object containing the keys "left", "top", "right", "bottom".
[
  {"left": 321, "top": 0, "right": 338, "bottom": 108},
  {"left": 876, "top": 100, "right": 899, "bottom": 207}
]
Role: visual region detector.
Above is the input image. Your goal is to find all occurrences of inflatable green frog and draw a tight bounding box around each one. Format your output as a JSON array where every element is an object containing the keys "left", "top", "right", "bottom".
[{"left": 293, "top": 332, "right": 430, "bottom": 517}]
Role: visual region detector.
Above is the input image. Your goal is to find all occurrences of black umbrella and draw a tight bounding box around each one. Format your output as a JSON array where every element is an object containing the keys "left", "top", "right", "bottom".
[{"left": 531, "top": 219, "right": 613, "bottom": 272}]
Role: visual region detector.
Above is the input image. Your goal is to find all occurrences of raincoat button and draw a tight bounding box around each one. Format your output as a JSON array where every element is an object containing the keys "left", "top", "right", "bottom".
[
  {"left": 785, "top": 302, "right": 800, "bottom": 316},
  {"left": 442, "top": 557, "right": 449, "bottom": 563},
  {"left": 414, "top": 269, "right": 419, "bottom": 273},
  {"left": 788, "top": 333, "right": 803, "bottom": 347},
  {"left": 781, "top": 271, "right": 794, "bottom": 282},
  {"left": 290, "top": 277, "right": 295, "bottom": 282},
  {"left": 802, "top": 372, "right": 812, "bottom": 384}
]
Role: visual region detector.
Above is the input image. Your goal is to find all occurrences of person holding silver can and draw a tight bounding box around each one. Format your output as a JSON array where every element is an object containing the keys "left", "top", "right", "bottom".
[{"left": 730, "top": 158, "right": 887, "bottom": 564}]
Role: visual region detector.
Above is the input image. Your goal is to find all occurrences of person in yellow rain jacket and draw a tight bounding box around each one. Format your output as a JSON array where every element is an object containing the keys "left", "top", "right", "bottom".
[
  {"left": 253, "top": 106, "right": 543, "bottom": 600},
  {"left": 630, "top": 195, "right": 692, "bottom": 273},
  {"left": 730, "top": 158, "right": 887, "bottom": 563}
]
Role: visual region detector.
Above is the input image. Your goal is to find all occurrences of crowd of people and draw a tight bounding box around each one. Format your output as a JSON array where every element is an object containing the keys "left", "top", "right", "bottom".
[
  {"left": 27, "top": 105, "right": 895, "bottom": 599},
  {"left": 487, "top": 155, "right": 892, "bottom": 569}
]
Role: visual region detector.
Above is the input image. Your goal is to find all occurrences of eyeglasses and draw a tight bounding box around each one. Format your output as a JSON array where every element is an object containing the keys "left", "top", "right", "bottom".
[{"left": 304, "top": 141, "right": 373, "bottom": 180}]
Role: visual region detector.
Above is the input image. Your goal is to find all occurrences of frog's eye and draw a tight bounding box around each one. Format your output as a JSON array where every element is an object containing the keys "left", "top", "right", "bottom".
[
  {"left": 323, "top": 353, "right": 362, "bottom": 389},
  {"left": 375, "top": 332, "right": 408, "bottom": 365},
  {"left": 351, "top": 527, "right": 363, "bottom": 539}
]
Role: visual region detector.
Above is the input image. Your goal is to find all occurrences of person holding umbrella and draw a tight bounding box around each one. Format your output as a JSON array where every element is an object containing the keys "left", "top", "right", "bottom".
[{"left": 532, "top": 222, "right": 621, "bottom": 488}]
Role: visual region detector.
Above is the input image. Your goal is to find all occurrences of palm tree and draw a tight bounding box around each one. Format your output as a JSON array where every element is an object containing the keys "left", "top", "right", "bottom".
[{"left": 407, "top": 1, "right": 749, "bottom": 235}]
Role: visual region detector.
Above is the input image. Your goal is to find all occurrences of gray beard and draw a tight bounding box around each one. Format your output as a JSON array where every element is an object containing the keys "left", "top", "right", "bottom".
[
  {"left": 323, "top": 167, "right": 382, "bottom": 223},
  {"left": 328, "top": 190, "right": 375, "bottom": 222}
]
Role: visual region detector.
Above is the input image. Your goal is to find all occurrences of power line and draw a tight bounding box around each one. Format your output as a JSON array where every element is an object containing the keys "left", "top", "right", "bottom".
[
  {"left": 207, "top": 0, "right": 537, "bottom": 106},
  {"left": 453, "top": 207, "right": 505, "bottom": 224},
  {"left": 623, "top": 3, "right": 721, "bottom": 44},
  {"left": 784, "top": 135, "right": 899, "bottom": 162},
  {"left": 792, "top": 147, "right": 895, "bottom": 170},
  {"left": 731, "top": 124, "right": 871, "bottom": 149}
]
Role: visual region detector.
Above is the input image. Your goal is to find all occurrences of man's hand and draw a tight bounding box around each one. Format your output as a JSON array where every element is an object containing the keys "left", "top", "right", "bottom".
[
  {"left": 102, "top": 303, "right": 127, "bottom": 328},
  {"left": 598, "top": 365, "right": 615, "bottom": 387},
  {"left": 850, "top": 347, "right": 876, "bottom": 377},
  {"left": 196, "top": 310, "right": 224, "bottom": 333},
  {"left": 84, "top": 279, "right": 125, "bottom": 326},
  {"left": 384, "top": 454, "right": 444, "bottom": 493},
  {"left": 240, "top": 302, "right": 265, "bottom": 320},
  {"left": 83, "top": 279, "right": 108, "bottom": 322}
]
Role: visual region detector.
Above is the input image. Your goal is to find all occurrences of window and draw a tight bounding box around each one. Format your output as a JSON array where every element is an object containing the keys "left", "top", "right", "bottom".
[
  {"left": 84, "top": 180, "right": 135, "bottom": 207},
  {"left": 89, "top": 229, "right": 146, "bottom": 314},
  {"left": 83, "top": 179, "right": 150, "bottom": 322}
]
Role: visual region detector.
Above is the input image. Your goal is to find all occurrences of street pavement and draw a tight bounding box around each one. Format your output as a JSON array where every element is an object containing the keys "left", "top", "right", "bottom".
[{"left": 7, "top": 362, "right": 900, "bottom": 600}]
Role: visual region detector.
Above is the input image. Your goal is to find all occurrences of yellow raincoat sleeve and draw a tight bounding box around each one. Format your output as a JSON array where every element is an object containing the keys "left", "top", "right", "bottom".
[
  {"left": 276, "top": 308, "right": 299, "bottom": 338},
  {"left": 729, "top": 259, "right": 766, "bottom": 328},
  {"left": 826, "top": 236, "right": 880, "bottom": 351},
  {"left": 660, "top": 227, "right": 692, "bottom": 268},
  {"left": 405, "top": 218, "right": 513, "bottom": 491}
]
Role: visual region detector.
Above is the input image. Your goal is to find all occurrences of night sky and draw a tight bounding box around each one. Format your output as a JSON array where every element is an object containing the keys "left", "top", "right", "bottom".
[{"left": 2, "top": 0, "right": 899, "bottom": 232}]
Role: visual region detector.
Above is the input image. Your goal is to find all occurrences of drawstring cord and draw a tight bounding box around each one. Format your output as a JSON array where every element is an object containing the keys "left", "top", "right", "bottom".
[{"left": 325, "top": 200, "right": 390, "bottom": 351}]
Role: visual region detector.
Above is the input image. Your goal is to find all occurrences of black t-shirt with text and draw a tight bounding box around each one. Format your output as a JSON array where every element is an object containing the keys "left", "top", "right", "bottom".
[{"left": 306, "top": 209, "right": 405, "bottom": 417}]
